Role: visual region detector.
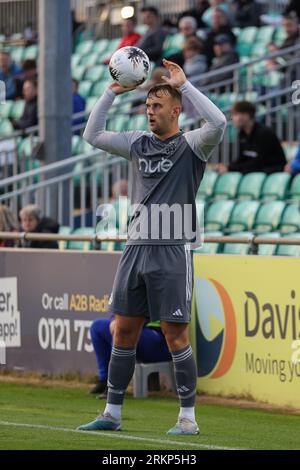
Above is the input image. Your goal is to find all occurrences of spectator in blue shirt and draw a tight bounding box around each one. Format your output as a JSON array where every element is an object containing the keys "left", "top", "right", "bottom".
[
  {"left": 0, "top": 51, "right": 22, "bottom": 100},
  {"left": 72, "top": 78, "right": 86, "bottom": 135}
]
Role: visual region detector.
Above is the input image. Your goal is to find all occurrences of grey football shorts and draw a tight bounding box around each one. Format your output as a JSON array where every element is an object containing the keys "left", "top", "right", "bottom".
[{"left": 108, "top": 244, "right": 194, "bottom": 323}]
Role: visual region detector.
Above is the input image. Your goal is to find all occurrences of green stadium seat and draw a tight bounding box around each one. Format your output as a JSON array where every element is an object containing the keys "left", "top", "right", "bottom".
[
  {"left": 197, "top": 171, "right": 218, "bottom": 200},
  {"left": 86, "top": 96, "right": 98, "bottom": 113},
  {"left": 71, "top": 53, "right": 81, "bottom": 68},
  {"left": 91, "top": 80, "right": 110, "bottom": 97},
  {"left": 257, "top": 232, "right": 280, "bottom": 256},
  {"left": 107, "top": 114, "right": 128, "bottom": 132},
  {"left": 255, "top": 26, "right": 275, "bottom": 45},
  {"left": 0, "top": 100, "right": 13, "bottom": 118},
  {"left": 276, "top": 233, "right": 300, "bottom": 256},
  {"left": 193, "top": 231, "right": 222, "bottom": 254},
  {"left": 274, "top": 27, "right": 286, "bottom": 46},
  {"left": 17, "top": 136, "right": 39, "bottom": 159},
  {"left": 10, "top": 46, "right": 25, "bottom": 64},
  {"left": 279, "top": 203, "right": 300, "bottom": 234},
  {"left": 205, "top": 200, "right": 235, "bottom": 231},
  {"left": 288, "top": 174, "right": 300, "bottom": 201},
  {"left": 23, "top": 44, "right": 38, "bottom": 59},
  {"left": 236, "top": 43, "right": 252, "bottom": 57},
  {"left": 72, "top": 64, "right": 86, "bottom": 82},
  {"left": 80, "top": 52, "right": 99, "bottom": 67},
  {"left": 227, "top": 200, "right": 260, "bottom": 233},
  {"left": 92, "top": 39, "right": 109, "bottom": 54},
  {"left": 127, "top": 114, "right": 148, "bottom": 131},
  {"left": 261, "top": 173, "right": 291, "bottom": 201},
  {"left": 213, "top": 172, "right": 242, "bottom": 200},
  {"left": 72, "top": 135, "right": 83, "bottom": 155},
  {"left": 223, "top": 232, "right": 252, "bottom": 255},
  {"left": 237, "top": 172, "right": 266, "bottom": 200},
  {"left": 67, "top": 227, "right": 95, "bottom": 251},
  {"left": 58, "top": 226, "right": 72, "bottom": 250},
  {"left": 253, "top": 201, "right": 286, "bottom": 233},
  {"left": 76, "top": 40, "right": 94, "bottom": 56},
  {"left": 84, "top": 65, "right": 105, "bottom": 82},
  {"left": 238, "top": 27, "right": 258, "bottom": 44},
  {"left": 81, "top": 139, "right": 96, "bottom": 154},
  {"left": 251, "top": 43, "right": 268, "bottom": 57},
  {"left": 78, "top": 80, "right": 93, "bottom": 98},
  {"left": 0, "top": 119, "right": 14, "bottom": 137},
  {"left": 10, "top": 100, "right": 25, "bottom": 119}
]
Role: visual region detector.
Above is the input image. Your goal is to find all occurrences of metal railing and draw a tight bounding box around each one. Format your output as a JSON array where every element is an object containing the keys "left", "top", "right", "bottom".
[{"left": 1, "top": 231, "right": 300, "bottom": 255}]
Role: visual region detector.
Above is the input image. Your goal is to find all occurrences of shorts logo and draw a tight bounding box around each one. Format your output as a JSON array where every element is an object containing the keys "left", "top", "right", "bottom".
[
  {"left": 108, "top": 292, "right": 113, "bottom": 305},
  {"left": 172, "top": 309, "right": 183, "bottom": 317}
]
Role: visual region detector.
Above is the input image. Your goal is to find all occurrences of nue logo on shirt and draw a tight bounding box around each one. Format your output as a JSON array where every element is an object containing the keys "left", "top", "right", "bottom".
[{"left": 138, "top": 157, "right": 173, "bottom": 174}]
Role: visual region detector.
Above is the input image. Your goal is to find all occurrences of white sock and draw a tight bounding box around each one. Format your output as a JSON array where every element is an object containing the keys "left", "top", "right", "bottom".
[
  {"left": 179, "top": 407, "right": 196, "bottom": 422},
  {"left": 104, "top": 403, "right": 122, "bottom": 421}
]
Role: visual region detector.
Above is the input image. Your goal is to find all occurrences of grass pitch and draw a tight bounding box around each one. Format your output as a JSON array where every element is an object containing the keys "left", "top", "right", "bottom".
[{"left": 0, "top": 382, "right": 300, "bottom": 450}]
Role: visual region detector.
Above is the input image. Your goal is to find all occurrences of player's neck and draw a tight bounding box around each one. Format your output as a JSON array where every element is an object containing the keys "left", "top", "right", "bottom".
[{"left": 154, "top": 127, "right": 181, "bottom": 142}]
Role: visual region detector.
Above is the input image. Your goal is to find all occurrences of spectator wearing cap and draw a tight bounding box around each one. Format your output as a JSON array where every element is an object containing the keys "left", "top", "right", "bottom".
[
  {"left": 218, "top": 101, "right": 286, "bottom": 174},
  {"left": 0, "top": 51, "right": 22, "bottom": 100},
  {"left": 202, "top": 0, "right": 232, "bottom": 28},
  {"left": 136, "top": 6, "right": 167, "bottom": 64},
  {"left": 202, "top": 33, "right": 239, "bottom": 86},
  {"left": 204, "top": 7, "right": 236, "bottom": 66},
  {"left": 230, "top": 0, "right": 261, "bottom": 28}
]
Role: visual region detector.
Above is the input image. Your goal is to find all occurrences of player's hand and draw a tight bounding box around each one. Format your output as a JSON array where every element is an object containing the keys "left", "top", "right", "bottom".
[
  {"left": 109, "top": 82, "right": 137, "bottom": 95},
  {"left": 161, "top": 59, "right": 187, "bottom": 88}
]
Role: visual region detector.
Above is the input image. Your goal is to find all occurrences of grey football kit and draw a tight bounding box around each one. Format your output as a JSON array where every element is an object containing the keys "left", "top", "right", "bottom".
[{"left": 83, "top": 80, "right": 226, "bottom": 323}]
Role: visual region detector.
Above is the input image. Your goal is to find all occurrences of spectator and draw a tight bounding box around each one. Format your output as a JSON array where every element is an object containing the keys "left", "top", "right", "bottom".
[
  {"left": 202, "top": 34, "right": 239, "bottom": 87},
  {"left": 280, "top": 12, "right": 300, "bottom": 50},
  {"left": 14, "top": 59, "right": 37, "bottom": 99},
  {"left": 136, "top": 6, "right": 167, "bottom": 64},
  {"left": 103, "top": 17, "right": 141, "bottom": 64},
  {"left": 183, "top": 36, "right": 207, "bottom": 78},
  {"left": 72, "top": 79, "right": 86, "bottom": 135},
  {"left": 11, "top": 79, "right": 38, "bottom": 130},
  {"left": 178, "top": 0, "right": 210, "bottom": 29},
  {"left": 0, "top": 205, "right": 18, "bottom": 248},
  {"left": 284, "top": 134, "right": 300, "bottom": 175},
  {"left": 19, "top": 204, "right": 59, "bottom": 249},
  {"left": 166, "top": 16, "right": 199, "bottom": 67},
  {"left": 284, "top": 0, "right": 300, "bottom": 21},
  {"left": 0, "top": 51, "right": 22, "bottom": 100},
  {"left": 89, "top": 316, "right": 171, "bottom": 396},
  {"left": 230, "top": 0, "right": 261, "bottom": 28},
  {"left": 202, "top": 0, "right": 232, "bottom": 28},
  {"left": 204, "top": 7, "right": 236, "bottom": 66},
  {"left": 218, "top": 101, "right": 286, "bottom": 174}
]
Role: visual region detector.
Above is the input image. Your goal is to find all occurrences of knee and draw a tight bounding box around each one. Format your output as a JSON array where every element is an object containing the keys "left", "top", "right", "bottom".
[
  {"left": 114, "top": 323, "right": 137, "bottom": 348},
  {"left": 161, "top": 326, "right": 189, "bottom": 353}
]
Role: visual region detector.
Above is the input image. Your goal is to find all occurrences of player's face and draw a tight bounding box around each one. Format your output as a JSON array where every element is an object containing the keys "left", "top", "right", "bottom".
[{"left": 146, "top": 92, "right": 181, "bottom": 135}]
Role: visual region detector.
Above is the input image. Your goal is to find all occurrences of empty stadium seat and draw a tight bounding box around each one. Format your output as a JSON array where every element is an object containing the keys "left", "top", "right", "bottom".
[
  {"left": 279, "top": 203, "right": 300, "bottom": 233},
  {"left": 205, "top": 200, "right": 235, "bottom": 231},
  {"left": 288, "top": 174, "right": 300, "bottom": 201},
  {"left": 253, "top": 201, "right": 286, "bottom": 233},
  {"left": 58, "top": 226, "right": 72, "bottom": 250},
  {"left": 67, "top": 227, "right": 95, "bottom": 250},
  {"left": 261, "top": 173, "right": 291, "bottom": 201},
  {"left": 196, "top": 171, "right": 218, "bottom": 200},
  {"left": 227, "top": 200, "right": 260, "bottom": 233},
  {"left": 193, "top": 231, "right": 222, "bottom": 254},
  {"left": 212, "top": 172, "right": 242, "bottom": 200},
  {"left": 0, "top": 119, "right": 14, "bottom": 137},
  {"left": 223, "top": 232, "right": 252, "bottom": 255},
  {"left": 276, "top": 233, "right": 300, "bottom": 257},
  {"left": 236, "top": 172, "right": 266, "bottom": 200},
  {"left": 257, "top": 232, "right": 280, "bottom": 256}
]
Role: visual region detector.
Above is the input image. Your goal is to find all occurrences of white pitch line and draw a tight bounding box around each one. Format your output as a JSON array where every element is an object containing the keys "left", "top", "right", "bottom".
[{"left": 0, "top": 421, "right": 240, "bottom": 450}]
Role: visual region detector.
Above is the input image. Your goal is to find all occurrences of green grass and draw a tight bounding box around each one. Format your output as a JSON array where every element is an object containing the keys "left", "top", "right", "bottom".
[{"left": 0, "top": 382, "right": 300, "bottom": 450}]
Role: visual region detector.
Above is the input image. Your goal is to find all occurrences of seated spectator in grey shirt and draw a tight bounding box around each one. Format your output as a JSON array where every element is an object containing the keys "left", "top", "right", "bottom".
[
  {"left": 137, "top": 6, "right": 167, "bottom": 65},
  {"left": 11, "top": 79, "right": 38, "bottom": 131}
]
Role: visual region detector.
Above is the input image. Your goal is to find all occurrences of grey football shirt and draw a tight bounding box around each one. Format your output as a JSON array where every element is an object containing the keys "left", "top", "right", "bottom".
[{"left": 83, "top": 80, "right": 226, "bottom": 246}]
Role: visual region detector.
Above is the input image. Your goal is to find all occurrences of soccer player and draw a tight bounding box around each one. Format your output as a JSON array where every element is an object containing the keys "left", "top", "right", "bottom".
[{"left": 78, "top": 59, "right": 226, "bottom": 435}]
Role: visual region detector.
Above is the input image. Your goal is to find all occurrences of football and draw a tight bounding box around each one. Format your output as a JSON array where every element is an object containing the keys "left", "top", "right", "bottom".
[{"left": 109, "top": 46, "right": 150, "bottom": 87}]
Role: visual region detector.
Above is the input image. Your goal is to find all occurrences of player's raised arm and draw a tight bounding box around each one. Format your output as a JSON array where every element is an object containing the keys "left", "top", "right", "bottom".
[
  {"left": 162, "top": 59, "right": 227, "bottom": 162},
  {"left": 83, "top": 82, "right": 146, "bottom": 160}
]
